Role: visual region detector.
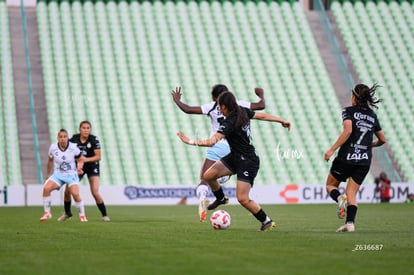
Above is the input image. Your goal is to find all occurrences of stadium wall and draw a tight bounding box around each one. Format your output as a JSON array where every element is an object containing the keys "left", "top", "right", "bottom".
[
  {"left": 1, "top": 183, "right": 413, "bottom": 206},
  {"left": 7, "top": 0, "right": 36, "bottom": 6}
]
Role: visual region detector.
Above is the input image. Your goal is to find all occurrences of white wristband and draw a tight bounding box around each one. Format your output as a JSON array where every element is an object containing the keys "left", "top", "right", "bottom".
[{"left": 189, "top": 139, "right": 194, "bottom": 145}]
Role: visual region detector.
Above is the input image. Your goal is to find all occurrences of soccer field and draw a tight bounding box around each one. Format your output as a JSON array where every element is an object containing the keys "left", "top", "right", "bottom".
[{"left": 0, "top": 204, "right": 413, "bottom": 275}]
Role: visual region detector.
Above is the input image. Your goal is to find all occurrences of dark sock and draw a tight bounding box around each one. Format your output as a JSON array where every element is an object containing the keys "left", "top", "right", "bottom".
[
  {"left": 64, "top": 201, "right": 72, "bottom": 215},
  {"left": 346, "top": 205, "right": 358, "bottom": 223},
  {"left": 97, "top": 203, "right": 107, "bottom": 217},
  {"left": 329, "top": 189, "right": 341, "bottom": 203},
  {"left": 212, "top": 187, "right": 225, "bottom": 201},
  {"left": 253, "top": 209, "right": 267, "bottom": 223}
]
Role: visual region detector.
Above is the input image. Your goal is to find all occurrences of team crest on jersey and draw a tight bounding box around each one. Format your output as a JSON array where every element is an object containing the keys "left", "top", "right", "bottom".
[
  {"left": 87, "top": 142, "right": 91, "bottom": 148},
  {"left": 346, "top": 153, "right": 368, "bottom": 160}
]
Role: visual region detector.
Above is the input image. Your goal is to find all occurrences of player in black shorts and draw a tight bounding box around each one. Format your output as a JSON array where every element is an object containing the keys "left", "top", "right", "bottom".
[
  {"left": 58, "top": 121, "right": 110, "bottom": 222},
  {"left": 324, "top": 84, "right": 386, "bottom": 232},
  {"left": 177, "top": 91, "right": 290, "bottom": 231}
]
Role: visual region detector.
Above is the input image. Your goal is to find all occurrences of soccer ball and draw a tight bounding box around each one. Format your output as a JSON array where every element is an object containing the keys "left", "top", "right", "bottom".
[{"left": 210, "top": 209, "right": 231, "bottom": 230}]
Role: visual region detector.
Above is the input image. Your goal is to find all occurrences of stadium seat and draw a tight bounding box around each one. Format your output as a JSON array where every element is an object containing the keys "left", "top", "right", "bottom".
[
  {"left": 331, "top": 0, "right": 414, "bottom": 182},
  {"left": 35, "top": 0, "right": 394, "bottom": 186},
  {"left": 0, "top": 1, "right": 22, "bottom": 185}
]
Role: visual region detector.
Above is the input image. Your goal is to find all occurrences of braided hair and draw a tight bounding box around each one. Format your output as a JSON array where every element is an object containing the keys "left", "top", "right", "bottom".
[
  {"left": 211, "top": 84, "right": 228, "bottom": 99},
  {"left": 352, "top": 83, "right": 382, "bottom": 109},
  {"left": 207, "top": 84, "right": 229, "bottom": 116}
]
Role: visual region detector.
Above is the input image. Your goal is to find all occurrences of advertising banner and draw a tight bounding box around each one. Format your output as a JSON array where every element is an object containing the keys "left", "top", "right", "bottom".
[{"left": 1, "top": 183, "right": 413, "bottom": 206}]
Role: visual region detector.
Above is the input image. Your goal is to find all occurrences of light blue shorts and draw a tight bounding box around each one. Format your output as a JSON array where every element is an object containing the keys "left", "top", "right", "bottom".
[
  {"left": 49, "top": 173, "right": 80, "bottom": 187},
  {"left": 206, "top": 142, "right": 230, "bottom": 162}
]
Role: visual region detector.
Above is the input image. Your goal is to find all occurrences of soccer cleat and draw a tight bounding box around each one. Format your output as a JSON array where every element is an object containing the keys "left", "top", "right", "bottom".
[
  {"left": 207, "top": 196, "right": 229, "bottom": 210},
  {"left": 198, "top": 198, "right": 210, "bottom": 222},
  {"left": 57, "top": 213, "right": 73, "bottom": 222},
  {"left": 260, "top": 220, "right": 276, "bottom": 232},
  {"left": 102, "top": 216, "right": 111, "bottom": 222},
  {"left": 79, "top": 215, "right": 88, "bottom": 222},
  {"left": 337, "top": 194, "right": 347, "bottom": 219},
  {"left": 336, "top": 223, "right": 355, "bottom": 232},
  {"left": 40, "top": 212, "right": 52, "bottom": 221}
]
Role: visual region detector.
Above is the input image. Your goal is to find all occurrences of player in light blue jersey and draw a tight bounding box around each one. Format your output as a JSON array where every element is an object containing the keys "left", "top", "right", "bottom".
[
  {"left": 40, "top": 129, "right": 88, "bottom": 222},
  {"left": 171, "top": 84, "right": 265, "bottom": 222}
]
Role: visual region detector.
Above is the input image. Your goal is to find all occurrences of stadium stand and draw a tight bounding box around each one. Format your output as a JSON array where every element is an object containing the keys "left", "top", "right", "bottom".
[
  {"left": 34, "top": 0, "right": 366, "bottom": 186},
  {"left": 0, "top": 1, "right": 22, "bottom": 186},
  {"left": 1, "top": 0, "right": 405, "bottom": 186},
  {"left": 331, "top": 0, "right": 414, "bottom": 182},
  {"left": 37, "top": 0, "right": 349, "bottom": 186}
]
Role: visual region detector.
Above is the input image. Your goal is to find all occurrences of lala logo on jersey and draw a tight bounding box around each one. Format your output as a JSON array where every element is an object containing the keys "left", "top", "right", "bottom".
[{"left": 346, "top": 152, "right": 368, "bottom": 160}]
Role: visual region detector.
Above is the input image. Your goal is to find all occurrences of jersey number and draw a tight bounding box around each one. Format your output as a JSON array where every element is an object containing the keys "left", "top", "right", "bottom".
[{"left": 356, "top": 128, "right": 368, "bottom": 145}]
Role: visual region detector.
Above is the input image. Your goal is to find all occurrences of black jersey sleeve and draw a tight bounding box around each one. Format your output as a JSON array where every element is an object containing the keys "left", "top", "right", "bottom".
[
  {"left": 92, "top": 136, "right": 101, "bottom": 150},
  {"left": 342, "top": 108, "right": 352, "bottom": 121},
  {"left": 246, "top": 108, "right": 255, "bottom": 119},
  {"left": 218, "top": 116, "right": 235, "bottom": 136},
  {"left": 374, "top": 115, "right": 382, "bottom": 132}
]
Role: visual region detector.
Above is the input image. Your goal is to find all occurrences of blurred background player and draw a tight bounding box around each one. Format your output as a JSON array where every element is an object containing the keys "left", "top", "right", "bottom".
[
  {"left": 58, "top": 121, "right": 110, "bottom": 222},
  {"left": 40, "top": 129, "right": 87, "bottom": 222},
  {"left": 177, "top": 91, "right": 290, "bottom": 231},
  {"left": 375, "top": 172, "right": 391, "bottom": 203},
  {"left": 324, "top": 83, "right": 387, "bottom": 232},
  {"left": 171, "top": 84, "right": 265, "bottom": 222}
]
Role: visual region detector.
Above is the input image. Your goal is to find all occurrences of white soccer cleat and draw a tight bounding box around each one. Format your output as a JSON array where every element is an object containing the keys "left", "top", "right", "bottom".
[
  {"left": 337, "top": 195, "right": 347, "bottom": 219},
  {"left": 198, "top": 198, "right": 210, "bottom": 222},
  {"left": 102, "top": 216, "right": 110, "bottom": 222},
  {"left": 40, "top": 212, "right": 52, "bottom": 221},
  {"left": 79, "top": 215, "right": 88, "bottom": 222},
  {"left": 336, "top": 223, "right": 355, "bottom": 232}
]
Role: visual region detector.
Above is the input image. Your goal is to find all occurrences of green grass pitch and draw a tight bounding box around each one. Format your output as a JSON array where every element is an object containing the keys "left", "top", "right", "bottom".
[{"left": 0, "top": 203, "right": 413, "bottom": 275}]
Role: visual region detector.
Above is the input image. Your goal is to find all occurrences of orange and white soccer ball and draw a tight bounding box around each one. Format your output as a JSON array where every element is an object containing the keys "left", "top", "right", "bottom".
[{"left": 210, "top": 209, "right": 231, "bottom": 230}]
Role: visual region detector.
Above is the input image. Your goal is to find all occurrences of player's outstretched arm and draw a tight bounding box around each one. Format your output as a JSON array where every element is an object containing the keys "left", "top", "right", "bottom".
[
  {"left": 252, "top": 112, "right": 290, "bottom": 130},
  {"left": 171, "top": 86, "right": 203, "bottom": 114},
  {"left": 250, "top": 87, "right": 265, "bottom": 110},
  {"left": 177, "top": 131, "right": 224, "bottom": 147}
]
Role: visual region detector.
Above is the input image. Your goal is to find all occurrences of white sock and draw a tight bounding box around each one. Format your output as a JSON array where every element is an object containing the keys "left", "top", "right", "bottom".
[
  {"left": 43, "top": 196, "right": 52, "bottom": 213},
  {"left": 75, "top": 201, "right": 85, "bottom": 216},
  {"left": 264, "top": 216, "right": 271, "bottom": 224},
  {"left": 196, "top": 185, "right": 209, "bottom": 201}
]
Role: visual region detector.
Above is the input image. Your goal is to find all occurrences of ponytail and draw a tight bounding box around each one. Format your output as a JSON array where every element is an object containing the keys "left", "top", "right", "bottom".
[
  {"left": 217, "top": 91, "right": 249, "bottom": 128},
  {"left": 352, "top": 83, "right": 382, "bottom": 109}
]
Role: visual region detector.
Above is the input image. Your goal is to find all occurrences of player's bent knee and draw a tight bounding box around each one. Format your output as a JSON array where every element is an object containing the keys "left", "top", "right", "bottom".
[
  {"left": 237, "top": 197, "right": 250, "bottom": 206},
  {"left": 72, "top": 194, "right": 82, "bottom": 202}
]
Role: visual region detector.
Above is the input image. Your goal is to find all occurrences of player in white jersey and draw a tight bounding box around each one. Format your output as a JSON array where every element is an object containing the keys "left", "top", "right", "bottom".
[
  {"left": 39, "top": 129, "right": 88, "bottom": 222},
  {"left": 171, "top": 84, "right": 265, "bottom": 222}
]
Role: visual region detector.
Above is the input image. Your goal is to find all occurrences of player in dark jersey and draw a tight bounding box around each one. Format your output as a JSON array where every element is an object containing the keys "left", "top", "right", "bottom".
[
  {"left": 177, "top": 91, "right": 290, "bottom": 231},
  {"left": 172, "top": 84, "right": 265, "bottom": 222},
  {"left": 324, "top": 83, "right": 386, "bottom": 232},
  {"left": 57, "top": 121, "right": 110, "bottom": 222}
]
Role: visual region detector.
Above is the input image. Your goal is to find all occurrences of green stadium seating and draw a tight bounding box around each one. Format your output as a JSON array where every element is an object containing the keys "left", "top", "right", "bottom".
[
  {"left": 0, "top": 2, "right": 22, "bottom": 185},
  {"left": 37, "top": 0, "right": 365, "bottom": 186},
  {"left": 331, "top": 1, "right": 414, "bottom": 182}
]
